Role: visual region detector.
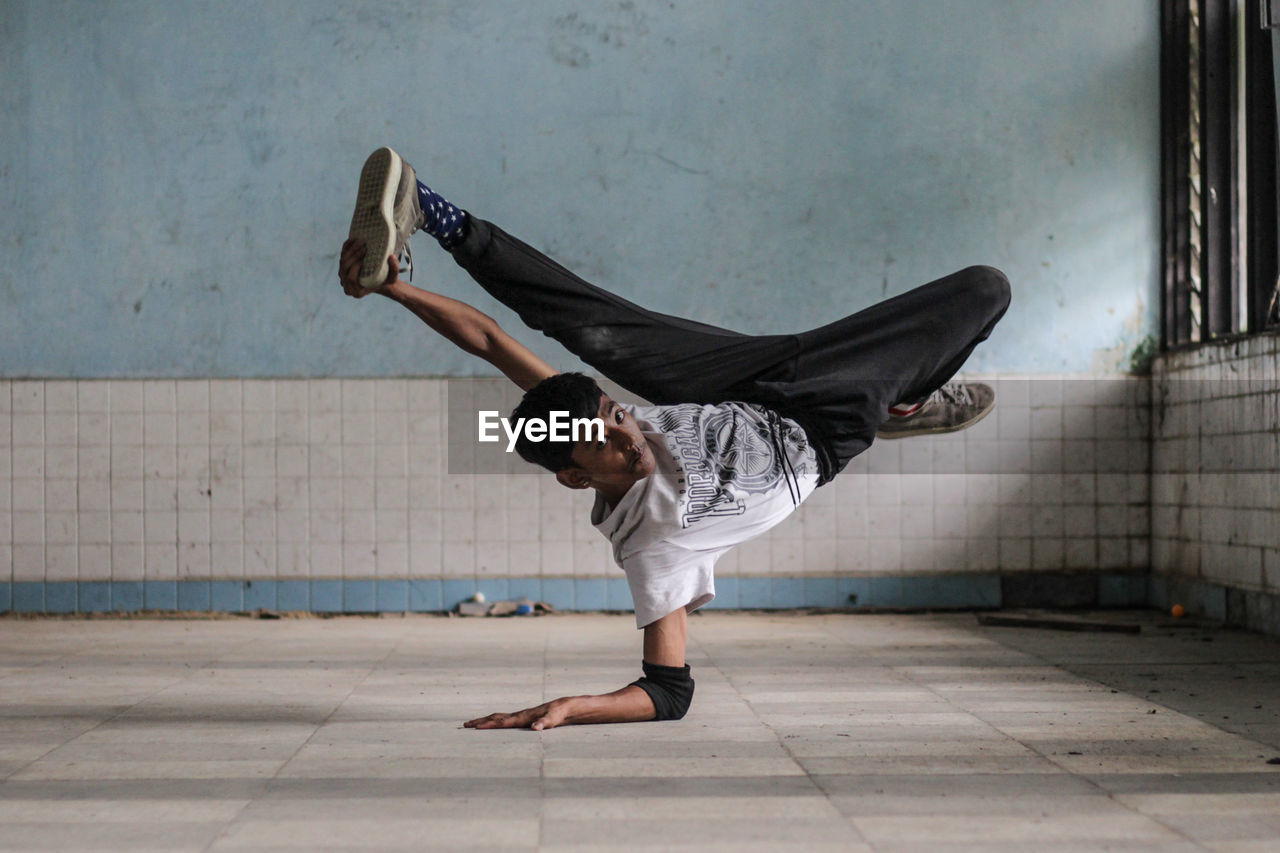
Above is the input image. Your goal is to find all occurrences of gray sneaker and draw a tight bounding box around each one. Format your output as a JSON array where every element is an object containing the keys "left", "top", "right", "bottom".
[
  {"left": 347, "top": 147, "right": 425, "bottom": 288},
  {"left": 876, "top": 381, "right": 995, "bottom": 439}
]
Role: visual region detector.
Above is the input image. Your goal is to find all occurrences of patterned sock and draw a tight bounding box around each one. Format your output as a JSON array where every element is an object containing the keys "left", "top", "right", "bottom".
[{"left": 416, "top": 179, "right": 469, "bottom": 250}]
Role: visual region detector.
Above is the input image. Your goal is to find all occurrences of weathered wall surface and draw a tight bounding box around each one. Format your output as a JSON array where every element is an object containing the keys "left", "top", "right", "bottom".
[{"left": 2, "top": 0, "right": 1159, "bottom": 378}]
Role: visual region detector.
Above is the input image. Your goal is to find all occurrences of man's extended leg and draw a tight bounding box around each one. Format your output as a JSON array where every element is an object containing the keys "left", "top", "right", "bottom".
[
  {"left": 449, "top": 217, "right": 802, "bottom": 407},
  {"left": 346, "top": 148, "right": 793, "bottom": 406}
]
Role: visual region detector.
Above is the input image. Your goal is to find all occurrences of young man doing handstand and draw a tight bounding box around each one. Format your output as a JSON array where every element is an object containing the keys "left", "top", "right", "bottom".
[{"left": 339, "top": 147, "right": 1011, "bottom": 731}]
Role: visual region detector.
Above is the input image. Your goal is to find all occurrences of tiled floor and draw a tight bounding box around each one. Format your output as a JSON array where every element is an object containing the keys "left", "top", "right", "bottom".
[{"left": 1, "top": 611, "right": 1278, "bottom": 851}]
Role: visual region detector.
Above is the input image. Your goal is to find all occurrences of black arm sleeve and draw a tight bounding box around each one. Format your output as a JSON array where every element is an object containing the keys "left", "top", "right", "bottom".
[{"left": 629, "top": 660, "right": 694, "bottom": 721}]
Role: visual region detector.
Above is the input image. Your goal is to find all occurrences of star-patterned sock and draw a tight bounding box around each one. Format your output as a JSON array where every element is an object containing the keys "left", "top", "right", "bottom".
[{"left": 416, "top": 179, "right": 469, "bottom": 251}]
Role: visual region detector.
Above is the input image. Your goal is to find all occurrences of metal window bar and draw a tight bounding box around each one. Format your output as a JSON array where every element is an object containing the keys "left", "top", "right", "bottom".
[
  {"left": 1251, "top": 0, "right": 1280, "bottom": 329},
  {"left": 1162, "top": 0, "right": 1256, "bottom": 347},
  {"left": 1201, "top": 0, "right": 1239, "bottom": 337},
  {"left": 1163, "top": 0, "right": 1195, "bottom": 347},
  {"left": 1190, "top": 0, "right": 1206, "bottom": 342}
]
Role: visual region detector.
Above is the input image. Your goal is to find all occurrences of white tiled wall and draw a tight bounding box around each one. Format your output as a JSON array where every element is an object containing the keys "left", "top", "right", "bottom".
[
  {"left": 1152, "top": 333, "right": 1280, "bottom": 595},
  {"left": 828, "top": 376, "right": 1151, "bottom": 577},
  {"left": 0, "top": 376, "right": 1152, "bottom": 586}
]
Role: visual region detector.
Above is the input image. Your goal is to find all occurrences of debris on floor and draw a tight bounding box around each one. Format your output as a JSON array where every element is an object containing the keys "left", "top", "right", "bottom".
[
  {"left": 454, "top": 597, "right": 552, "bottom": 617},
  {"left": 976, "top": 611, "right": 1142, "bottom": 634}
]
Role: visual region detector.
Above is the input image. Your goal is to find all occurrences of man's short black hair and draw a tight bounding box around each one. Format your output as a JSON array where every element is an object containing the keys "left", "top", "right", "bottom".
[{"left": 510, "top": 372, "right": 603, "bottom": 473}]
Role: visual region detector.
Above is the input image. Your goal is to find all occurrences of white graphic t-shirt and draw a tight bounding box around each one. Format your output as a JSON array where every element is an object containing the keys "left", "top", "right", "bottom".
[{"left": 591, "top": 401, "right": 820, "bottom": 627}]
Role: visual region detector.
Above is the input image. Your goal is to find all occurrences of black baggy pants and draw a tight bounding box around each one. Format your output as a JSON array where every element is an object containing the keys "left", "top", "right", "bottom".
[{"left": 451, "top": 218, "right": 1011, "bottom": 485}]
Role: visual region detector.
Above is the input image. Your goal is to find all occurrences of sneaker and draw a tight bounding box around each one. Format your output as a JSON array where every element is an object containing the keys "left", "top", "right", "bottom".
[
  {"left": 392, "top": 153, "right": 426, "bottom": 261},
  {"left": 347, "top": 147, "right": 425, "bottom": 288},
  {"left": 876, "top": 381, "right": 995, "bottom": 439}
]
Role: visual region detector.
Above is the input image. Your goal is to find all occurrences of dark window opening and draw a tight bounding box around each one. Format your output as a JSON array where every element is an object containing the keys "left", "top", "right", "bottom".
[{"left": 1162, "top": 0, "right": 1280, "bottom": 348}]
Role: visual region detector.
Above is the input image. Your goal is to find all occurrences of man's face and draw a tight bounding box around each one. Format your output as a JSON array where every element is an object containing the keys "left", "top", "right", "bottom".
[{"left": 566, "top": 395, "right": 656, "bottom": 488}]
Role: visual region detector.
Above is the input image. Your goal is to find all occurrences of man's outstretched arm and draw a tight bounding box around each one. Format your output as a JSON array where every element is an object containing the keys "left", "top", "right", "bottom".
[
  {"left": 340, "top": 240, "right": 557, "bottom": 391},
  {"left": 464, "top": 606, "right": 689, "bottom": 730}
]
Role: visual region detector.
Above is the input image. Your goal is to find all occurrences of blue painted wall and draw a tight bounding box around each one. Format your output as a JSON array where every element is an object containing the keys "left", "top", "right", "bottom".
[{"left": 1, "top": 0, "right": 1159, "bottom": 378}]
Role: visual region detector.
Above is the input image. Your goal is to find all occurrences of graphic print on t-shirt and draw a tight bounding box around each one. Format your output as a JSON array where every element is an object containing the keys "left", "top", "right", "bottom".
[
  {"left": 591, "top": 401, "right": 821, "bottom": 626},
  {"left": 650, "top": 405, "right": 794, "bottom": 527}
]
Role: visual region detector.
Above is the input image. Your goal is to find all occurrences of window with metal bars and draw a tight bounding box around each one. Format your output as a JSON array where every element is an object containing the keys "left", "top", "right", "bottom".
[{"left": 1161, "top": 0, "right": 1280, "bottom": 348}]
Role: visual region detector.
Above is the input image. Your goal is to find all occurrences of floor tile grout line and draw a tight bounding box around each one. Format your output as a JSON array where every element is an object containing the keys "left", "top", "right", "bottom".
[
  {"left": 808, "top": 614, "right": 1160, "bottom": 848},
  {"left": 693, "top": 626, "right": 876, "bottom": 850},
  {"left": 936, "top": 617, "right": 1219, "bottom": 852},
  {"left": 788, "top": 622, "right": 942, "bottom": 853},
  {"left": 2, "top": 627, "right": 266, "bottom": 784},
  {"left": 201, "top": 626, "right": 405, "bottom": 853},
  {"left": 537, "top": 619, "right": 550, "bottom": 850},
  {"left": 1008, "top": 656, "right": 1280, "bottom": 754},
  {"left": 177, "top": 623, "right": 331, "bottom": 853}
]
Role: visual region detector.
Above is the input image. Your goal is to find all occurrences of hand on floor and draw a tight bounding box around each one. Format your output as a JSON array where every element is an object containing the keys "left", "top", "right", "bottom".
[{"left": 464, "top": 697, "right": 572, "bottom": 731}]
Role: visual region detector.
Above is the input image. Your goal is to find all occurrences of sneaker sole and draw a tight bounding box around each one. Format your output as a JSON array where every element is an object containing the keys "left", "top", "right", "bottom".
[
  {"left": 348, "top": 147, "right": 403, "bottom": 288},
  {"left": 393, "top": 158, "right": 420, "bottom": 234},
  {"left": 875, "top": 400, "right": 994, "bottom": 440}
]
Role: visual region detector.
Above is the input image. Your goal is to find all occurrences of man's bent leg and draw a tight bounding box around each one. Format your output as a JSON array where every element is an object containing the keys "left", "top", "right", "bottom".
[{"left": 743, "top": 266, "right": 1012, "bottom": 483}]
